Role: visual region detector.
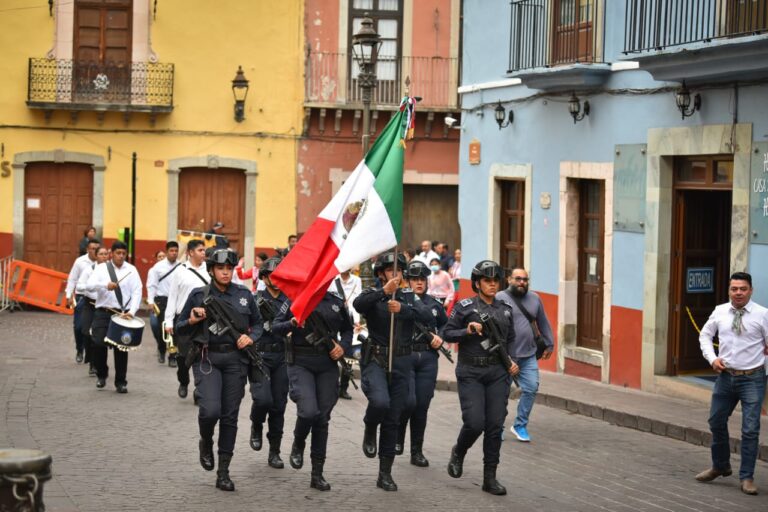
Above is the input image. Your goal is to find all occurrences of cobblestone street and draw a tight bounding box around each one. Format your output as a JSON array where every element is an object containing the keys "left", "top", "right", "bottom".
[{"left": 1, "top": 311, "right": 766, "bottom": 511}]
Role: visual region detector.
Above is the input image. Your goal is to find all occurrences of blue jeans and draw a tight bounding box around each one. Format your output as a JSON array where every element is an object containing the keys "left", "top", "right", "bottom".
[
  {"left": 513, "top": 355, "right": 540, "bottom": 430},
  {"left": 708, "top": 368, "right": 766, "bottom": 480}
]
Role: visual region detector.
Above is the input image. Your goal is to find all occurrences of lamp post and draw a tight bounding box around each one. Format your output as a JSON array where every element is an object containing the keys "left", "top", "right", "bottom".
[
  {"left": 232, "top": 65, "right": 250, "bottom": 122},
  {"left": 352, "top": 14, "right": 382, "bottom": 288}
]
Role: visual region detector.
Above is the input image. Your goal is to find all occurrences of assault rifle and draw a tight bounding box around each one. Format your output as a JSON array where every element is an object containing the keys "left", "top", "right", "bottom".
[
  {"left": 413, "top": 322, "right": 454, "bottom": 364},
  {"left": 474, "top": 310, "right": 519, "bottom": 387},
  {"left": 202, "top": 294, "right": 268, "bottom": 381},
  {"left": 256, "top": 294, "right": 280, "bottom": 334},
  {"left": 305, "top": 311, "right": 358, "bottom": 390}
]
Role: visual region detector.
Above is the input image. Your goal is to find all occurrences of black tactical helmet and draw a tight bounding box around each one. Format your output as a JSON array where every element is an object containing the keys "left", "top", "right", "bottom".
[
  {"left": 470, "top": 260, "right": 504, "bottom": 292},
  {"left": 374, "top": 251, "right": 407, "bottom": 275},
  {"left": 404, "top": 260, "right": 430, "bottom": 279},
  {"left": 206, "top": 248, "right": 238, "bottom": 269},
  {"left": 259, "top": 257, "right": 282, "bottom": 279}
]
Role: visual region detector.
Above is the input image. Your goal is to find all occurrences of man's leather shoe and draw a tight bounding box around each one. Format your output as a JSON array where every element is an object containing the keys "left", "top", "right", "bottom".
[
  {"left": 447, "top": 445, "right": 464, "bottom": 478},
  {"left": 339, "top": 389, "right": 352, "bottom": 400},
  {"left": 289, "top": 439, "right": 305, "bottom": 469},
  {"left": 75, "top": 351, "right": 84, "bottom": 363},
  {"left": 116, "top": 384, "right": 128, "bottom": 394},
  {"left": 199, "top": 438, "right": 215, "bottom": 471},
  {"left": 741, "top": 479, "right": 758, "bottom": 495},
  {"left": 410, "top": 449, "right": 429, "bottom": 467},
  {"left": 362, "top": 424, "right": 377, "bottom": 458},
  {"left": 178, "top": 384, "right": 188, "bottom": 399},
  {"left": 158, "top": 353, "right": 165, "bottom": 364},
  {"left": 88, "top": 366, "right": 97, "bottom": 377},
  {"left": 96, "top": 378, "right": 106, "bottom": 389},
  {"left": 394, "top": 442, "right": 404, "bottom": 455},
  {"left": 250, "top": 424, "right": 263, "bottom": 451},
  {"left": 695, "top": 467, "right": 732, "bottom": 482},
  {"left": 168, "top": 356, "right": 177, "bottom": 368}
]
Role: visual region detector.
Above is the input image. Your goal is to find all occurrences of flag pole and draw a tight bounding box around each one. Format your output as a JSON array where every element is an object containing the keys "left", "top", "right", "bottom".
[{"left": 387, "top": 247, "right": 399, "bottom": 384}]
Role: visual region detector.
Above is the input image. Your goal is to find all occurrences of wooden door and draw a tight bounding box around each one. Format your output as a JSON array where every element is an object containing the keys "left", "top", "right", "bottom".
[
  {"left": 178, "top": 168, "right": 246, "bottom": 254},
  {"left": 577, "top": 179, "right": 604, "bottom": 350},
  {"left": 73, "top": 0, "right": 132, "bottom": 102},
  {"left": 401, "top": 184, "right": 460, "bottom": 253},
  {"left": 499, "top": 180, "right": 525, "bottom": 274},
  {"left": 552, "top": 0, "right": 593, "bottom": 65},
  {"left": 669, "top": 157, "right": 733, "bottom": 374},
  {"left": 24, "top": 163, "right": 93, "bottom": 273}
]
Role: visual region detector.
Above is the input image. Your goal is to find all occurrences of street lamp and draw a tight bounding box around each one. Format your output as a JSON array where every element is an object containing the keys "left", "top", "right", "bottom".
[
  {"left": 351, "top": 14, "right": 382, "bottom": 289},
  {"left": 351, "top": 14, "right": 382, "bottom": 155},
  {"left": 675, "top": 81, "right": 701, "bottom": 120},
  {"left": 568, "top": 92, "right": 590, "bottom": 124},
  {"left": 232, "top": 65, "right": 249, "bottom": 122}
]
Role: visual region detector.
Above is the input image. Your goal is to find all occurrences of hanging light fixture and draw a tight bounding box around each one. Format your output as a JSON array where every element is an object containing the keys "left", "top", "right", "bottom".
[
  {"left": 494, "top": 101, "right": 513, "bottom": 129},
  {"left": 231, "top": 66, "right": 250, "bottom": 122},
  {"left": 675, "top": 81, "right": 701, "bottom": 120},
  {"left": 568, "top": 93, "right": 589, "bottom": 124}
]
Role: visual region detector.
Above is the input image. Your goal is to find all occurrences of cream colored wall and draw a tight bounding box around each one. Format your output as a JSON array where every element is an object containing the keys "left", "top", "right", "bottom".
[{"left": 0, "top": 0, "right": 304, "bottom": 248}]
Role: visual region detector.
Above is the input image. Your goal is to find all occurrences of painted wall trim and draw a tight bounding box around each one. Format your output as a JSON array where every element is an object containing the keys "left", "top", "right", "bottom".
[
  {"left": 329, "top": 168, "right": 458, "bottom": 195},
  {"left": 12, "top": 150, "right": 106, "bottom": 260},
  {"left": 641, "top": 123, "right": 752, "bottom": 391},
  {"left": 166, "top": 155, "right": 258, "bottom": 268},
  {"left": 486, "top": 162, "right": 532, "bottom": 272},
  {"left": 458, "top": 78, "right": 523, "bottom": 95}
]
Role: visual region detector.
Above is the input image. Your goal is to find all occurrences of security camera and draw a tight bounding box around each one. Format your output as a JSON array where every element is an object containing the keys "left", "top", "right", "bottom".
[{"left": 444, "top": 116, "right": 458, "bottom": 127}]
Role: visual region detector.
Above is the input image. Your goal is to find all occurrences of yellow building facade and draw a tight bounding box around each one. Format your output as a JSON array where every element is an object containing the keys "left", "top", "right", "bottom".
[{"left": 0, "top": 0, "right": 303, "bottom": 279}]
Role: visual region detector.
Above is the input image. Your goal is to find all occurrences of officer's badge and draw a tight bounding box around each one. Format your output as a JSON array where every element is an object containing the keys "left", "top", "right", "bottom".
[
  {"left": 504, "top": 310, "right": 511, "bottom": 317},
  {"left": 431, "top": 308, "right": 438, "bottom": 317},
  {"left": 332, "top": 304, "right": 340, "bottom": 313},
  {"left": 239, "top": 297, "right": 248, "bottom": 306}
]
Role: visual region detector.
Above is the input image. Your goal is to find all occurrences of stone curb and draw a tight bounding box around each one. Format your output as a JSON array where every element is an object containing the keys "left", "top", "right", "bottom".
[{"left": 433, "top": 378, "right": 768, "bottom": 463}]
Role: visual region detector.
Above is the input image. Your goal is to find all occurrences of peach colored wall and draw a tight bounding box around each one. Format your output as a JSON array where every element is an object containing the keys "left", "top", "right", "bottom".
[
  {"left": 609, "top": 306, "right": 643, "bottom": 389},
  {"left": 305, "top": 0, "right": 340, "bottom": 52},
  {"left": 409, "top": 0, "right": 453, "bottom": 57}
]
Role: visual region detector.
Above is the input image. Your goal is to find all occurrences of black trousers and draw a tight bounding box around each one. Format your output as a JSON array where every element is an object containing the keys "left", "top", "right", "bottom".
[
  {"left": 194, "top": 349, "right": 248, "bottom": 456},
  {"left": 79, "top": 299, "right": 96, "bottom": 364},
  {"left": 361, "top": 354, "right": 412, "bottom": 459},
  {"left": 400, "top": 349, "right": 439, "bottom": 451},
  {"left": 149, "top": 296, "right": 168, "bottom": 355},
  {"left": 287, "top": 355, "right": 339, "bottom": 460},
  {"left": 249, "top": 351, "right": 289, "bottom": 442},
  {"left": 90, "top": 309, "right": 129, "bottom": 386},
  {"left": 73, "top": 294, "right": 86, "bottom": 354},
  {"left": 174, "top": 314, "right": 192, "bottom": 386},
  {"left": 454, "top": 363, "right": 511, "bottom": 466}
]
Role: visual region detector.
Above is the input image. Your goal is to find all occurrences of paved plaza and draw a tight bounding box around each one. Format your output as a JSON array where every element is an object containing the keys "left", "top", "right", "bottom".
[{"left": 1, "top": 311, "right": 766, "bottom": 511}]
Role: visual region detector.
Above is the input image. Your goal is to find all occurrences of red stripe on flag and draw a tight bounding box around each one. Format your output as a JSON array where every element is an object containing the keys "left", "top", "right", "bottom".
[{"left": 269, "top": 217, "right": 342, "bottom": 323}]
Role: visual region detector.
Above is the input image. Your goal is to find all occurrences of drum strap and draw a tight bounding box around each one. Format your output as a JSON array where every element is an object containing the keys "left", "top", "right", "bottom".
[
  {"left": 158, "top": 263, "right": 181, "bottom": 283},
  {"left": 106, "top": 262, "right": 126, "bottom": 312},
  {"left": 188, "top": 267, "right": 210, "bottom": 285}
]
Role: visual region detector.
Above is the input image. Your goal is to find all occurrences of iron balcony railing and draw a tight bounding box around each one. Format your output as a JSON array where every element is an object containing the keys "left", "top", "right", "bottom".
[
  {"left": 304, "top": 51, "right": 459, "bottom": 109},
  {"left": 624, "top": 0, "right": 768, "bottom": 53},
  {"left": 27, "top": 58, "right": 174, "bottom": 111},
  {"left": 508, "top": 0, "right": 604, "bottom": 72}
]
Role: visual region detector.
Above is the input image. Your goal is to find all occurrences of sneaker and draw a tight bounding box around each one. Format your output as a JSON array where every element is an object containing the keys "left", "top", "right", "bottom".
[{"left": 511, "top": 426, "right": 530, "bottom": 442}]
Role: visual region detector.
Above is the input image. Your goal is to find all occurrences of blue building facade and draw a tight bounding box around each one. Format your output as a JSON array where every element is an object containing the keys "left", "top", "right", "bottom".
[{"left": 457, "top": 0, "right": 768, "bottom": 391}]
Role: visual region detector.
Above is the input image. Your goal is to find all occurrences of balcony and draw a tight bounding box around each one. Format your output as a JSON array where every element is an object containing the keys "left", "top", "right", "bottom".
[
  {"left": 623, "top": 0, "right": 768, "bottom": 82},
  {"left": 304, "top": 52, "right": 459, "bottom": 110},
  {"left": 27, "top": 58, "right": 174, "bottom": 121},
  {"left": 507, "top": 0, "right": 610, "bottom": 91}
]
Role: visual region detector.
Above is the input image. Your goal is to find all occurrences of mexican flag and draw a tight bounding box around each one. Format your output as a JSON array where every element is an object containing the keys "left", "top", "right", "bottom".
[{"left": 270, "top": 97, "right": 415, "bottom": 323}]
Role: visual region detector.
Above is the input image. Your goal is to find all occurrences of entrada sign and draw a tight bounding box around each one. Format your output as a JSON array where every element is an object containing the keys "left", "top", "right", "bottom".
[{"left": 686, "top": 267, "right": 714, "bottom": 294}]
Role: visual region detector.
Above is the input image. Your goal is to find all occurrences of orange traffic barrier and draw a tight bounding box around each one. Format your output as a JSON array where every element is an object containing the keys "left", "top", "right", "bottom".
[{"left": 6, "top": 260, "right": 72, "bottom": 315}]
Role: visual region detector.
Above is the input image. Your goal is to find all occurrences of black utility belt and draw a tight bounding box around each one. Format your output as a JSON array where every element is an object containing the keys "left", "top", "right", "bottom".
[
  {"left": 411, "top": 343, "right": 432, "bottom": 352},
  {"left": 258, "top": 341, "right": 284, "bottom": 353},
  {"left": 206, "top": 343, "right": 237, "bottom": 353},
  {"left": 292, "top": 344, "right": 328, "bottom": 356},
  {"left": 370, "top": 344, "right": 412, "bottom": 357},
  {"left": 458, "top": 352, "right": 501, "bottom": 367}
]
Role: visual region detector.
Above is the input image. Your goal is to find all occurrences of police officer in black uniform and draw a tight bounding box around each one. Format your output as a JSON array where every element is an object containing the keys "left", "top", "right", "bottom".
[
  {"left": 443, "top": 260, "right": 519, "bottom": 496},
  {"left": 395, "top": 260, "right": 449, "bottom": 467},
  {"left": 272, "top": 290, "right": 353, "bottom": 491},
  {"left": 175, "top": 249, "right": 263, "bottom": 492},
  {"left": 353, "top": 252, "right": 432, "bottom": 491},
  {"left": 248, "top": 257, "right": 290, "bottom": 470}
]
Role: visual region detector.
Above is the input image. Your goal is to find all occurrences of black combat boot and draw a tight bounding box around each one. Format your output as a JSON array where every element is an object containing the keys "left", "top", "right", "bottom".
[
  {"left": 215, "top": 454, "right": 235, "bottom": 491},
  {"left": 199, "top": 438, "right": 215, "bottom": 471},
  {"left": 395, "top": 423, "right": 406, "bottom": 455},
  {"left": 481, "top": 465, "right": 507, "bottom": 495},
  {"left": 268, "top": 438, "right": 284, "bottom": 469},
  {"left": 250, "top": 423, "right": 262, "bottom": 451},
  {"left": 376, "top": 456, "right": 397, "bottom": 491},
  {"left": 410, "top": 443, "right": 429, "bottom": 467},
  {"left": 447, "top": 445, "right": 464, "bottom": 478},
  {"left": 362, "top": 423, "right": 377, "bottom": 458},
  {"left": 289, "top": 439, "right": 305, "bottom": 469},
  {"left": 310, "top": 457, "right": 331, "bottom": 491}
]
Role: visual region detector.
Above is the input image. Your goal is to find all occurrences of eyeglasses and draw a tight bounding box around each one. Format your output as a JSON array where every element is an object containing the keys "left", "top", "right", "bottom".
[{"left": 513, "top": 277, "right": 529, "bottom": 282}]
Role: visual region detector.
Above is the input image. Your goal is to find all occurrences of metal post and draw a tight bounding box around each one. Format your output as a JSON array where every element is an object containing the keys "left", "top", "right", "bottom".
[
  {"left": 130, "top": 152, "right": 137, "bottom": 264},
  {"left": 358, "top": 62, "right": 376, "bottom": 288}
]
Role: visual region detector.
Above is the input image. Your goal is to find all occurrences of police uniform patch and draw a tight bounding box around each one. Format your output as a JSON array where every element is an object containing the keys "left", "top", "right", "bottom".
[
  {"left": 459, "top": 298, "right": 474, "bottom": 308},
  {"left": 504, "top": 310, "right": 511, "bottom": 318},
  {"left": 239, "top": 297, "right": 248, "bottom": 306},
  {"left": 431, "top": 308, "right": 438, "bottom": 317},
  {"left": 279, "top": 302, "right": 289, "bottom": 315},
  {"left": 332, "top": 304, "right": 340, "bottom": 313}
]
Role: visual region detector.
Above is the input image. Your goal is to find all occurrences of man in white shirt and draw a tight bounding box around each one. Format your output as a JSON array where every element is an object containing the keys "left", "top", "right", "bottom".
[
  {"left": 86, "top": 241, "right": 143, "bottom": 393},
  {"left": 76, "top": 246, "right": 109, "bottom": 376},
  {"left": 696, "top": 272, "right": 768, "bottom": 495},
  {"left": 329, "top": 269, "right": 363, "bottom": 399},
  {"left": 66, "top": 238, "right": 100, "bottom": 363},
  {"left": 164, "top": 239, "right": 209, "bottom": 398},
  {"left": 146, "top": 241, "right": 181, "bottom": 364},
  {"left": 414, "top": 240, "right": 440, "bottom": 266}
]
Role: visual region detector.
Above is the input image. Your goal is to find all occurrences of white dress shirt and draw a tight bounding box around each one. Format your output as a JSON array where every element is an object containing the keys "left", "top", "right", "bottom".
[
  {"left": 414, "top": 250, "right": 440, "bottom": 266},
  {"left": 146, "top": 258, "right": 180, "bottom": 304},
  {"left": 699, "top": 300, "right": 768, "bottom": 370},
  {"left": 66, "top": 254, "right": 97, "bottom": 299},
  {"left": 75, "top": 261, "right": 99, "bottom": 300},
  {"left": 85, "top": 260, "right": 143, "bottom": 316},
  {"left": 164, "top": 261, "right": 209, "bottom": 325},
  {"left": 328, "top": 274, "right": 362, "bottom": 323}
]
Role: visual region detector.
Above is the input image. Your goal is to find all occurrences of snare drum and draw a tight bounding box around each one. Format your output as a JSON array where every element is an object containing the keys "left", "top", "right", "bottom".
[{"left": 104, "top": 314, "right": 145, "bottom": 352}]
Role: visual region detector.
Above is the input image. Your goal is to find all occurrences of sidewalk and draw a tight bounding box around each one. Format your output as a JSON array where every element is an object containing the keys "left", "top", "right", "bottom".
[{"left": 433, "top": 355, "right": 768, "bottom": 462}]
